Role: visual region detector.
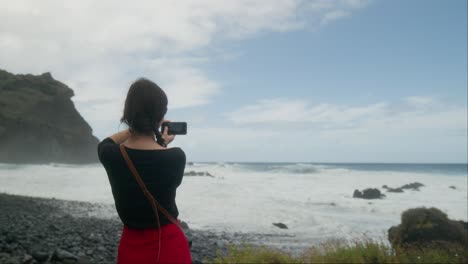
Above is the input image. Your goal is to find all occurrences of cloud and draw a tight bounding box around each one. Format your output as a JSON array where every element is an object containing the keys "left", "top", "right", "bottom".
[
  {"left": 227, "top": 98, "right": 388, "bottom": 129},
  {"left": 404, "top": 96, "right": 435, "bottom": 108},
  {"left": 302, "top": 0, "right": 371, "bottom": 26},
  {"left": 226, "top": 96, "right": 466, "bottom": 132},
  {"left": 178, "top": 96, "right": 466, "bottom": 162},
  {"left": 142, "top": 58, "right": 220, "bottom": 109},
  {"left": 0, "top": 0, "right": 371, "bottom": 99},
  {"left": 225, "top": 96, "right": 468, "bottom": 145},
  {"left": 321, "top": 10, "right": 350, "bottom": 25},
  {"left": 0, "top": 0, "right": 372, "bottom": 141}
]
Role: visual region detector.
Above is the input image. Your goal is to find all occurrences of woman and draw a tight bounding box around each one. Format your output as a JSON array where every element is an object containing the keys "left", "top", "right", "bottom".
[{"left": 97, "top": 78, "right": 192, "bottom": 263}]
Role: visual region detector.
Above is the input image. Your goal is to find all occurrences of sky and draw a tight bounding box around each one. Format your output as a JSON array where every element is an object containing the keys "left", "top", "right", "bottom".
[{"left": 0, "top": 0, "right": 467, "bottom": 163}]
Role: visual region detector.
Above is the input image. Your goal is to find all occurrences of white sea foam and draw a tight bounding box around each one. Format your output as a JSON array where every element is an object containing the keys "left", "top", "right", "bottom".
[{"left": 0, "top": 162, "right": 466, "bottom": 248}]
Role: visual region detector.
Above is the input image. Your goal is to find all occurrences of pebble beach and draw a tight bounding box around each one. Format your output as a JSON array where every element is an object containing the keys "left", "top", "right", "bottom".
[{"left": 0, "top": 193, "right": 234, "bottom": 264}]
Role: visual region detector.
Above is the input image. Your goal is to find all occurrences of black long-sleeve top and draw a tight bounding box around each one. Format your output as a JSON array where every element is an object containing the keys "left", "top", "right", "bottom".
[{"left": 97, "top": 137, "right": 186, "bottom": 229}]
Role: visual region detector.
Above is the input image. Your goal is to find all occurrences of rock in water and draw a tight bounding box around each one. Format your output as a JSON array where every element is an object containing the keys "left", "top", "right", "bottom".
[
  {"left": 353, "top": 188, "right": 385, "bottom": 199},
  {"left": 272, "top": 222, "right": 288, "bottom": 229},
  {"left": 388, "top": 207, "right": 468, "bottom": 249},
  {"left": 400, "top": 182, "right": 424, "bottom": 191},
  {"left": 353, "top": 189, "right": 363, "bottom": 198},
  {"left": 0, "top": 69, "right": 99, "bottom": 163},
  {"left": 382, "top": 182, "right": 425, "bottom": 193},
  {"left": 386, "top": 187, "right": 404, "bottom": 193},
  {"left": 184, "top": 170, "right": 215, "bottom": 177}
]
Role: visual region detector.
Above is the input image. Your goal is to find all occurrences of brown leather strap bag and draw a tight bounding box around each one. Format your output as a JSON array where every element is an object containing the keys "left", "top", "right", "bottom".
[{"left": 119, "top": 144, "right": 182, "bottom": 229}]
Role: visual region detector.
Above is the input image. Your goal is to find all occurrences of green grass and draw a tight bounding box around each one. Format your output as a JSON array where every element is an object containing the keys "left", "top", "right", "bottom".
[{"left": 208, "top": 239, "right": 468, "bottom": 264}]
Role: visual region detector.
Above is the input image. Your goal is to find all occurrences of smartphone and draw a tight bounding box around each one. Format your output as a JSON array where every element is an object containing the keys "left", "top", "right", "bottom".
[{"left": 161, "top": 122, "right": 187, "bottom": 135}]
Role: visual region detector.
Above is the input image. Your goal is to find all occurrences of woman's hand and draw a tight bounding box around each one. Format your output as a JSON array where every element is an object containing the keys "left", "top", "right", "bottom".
[{"left": 161, "top": 119, "right": 175, "bottom": 146}]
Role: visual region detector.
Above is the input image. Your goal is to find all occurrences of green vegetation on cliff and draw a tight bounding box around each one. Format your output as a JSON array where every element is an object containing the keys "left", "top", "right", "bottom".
[{"left": 0, "top": 69, "right": 99, "bottom": 163}]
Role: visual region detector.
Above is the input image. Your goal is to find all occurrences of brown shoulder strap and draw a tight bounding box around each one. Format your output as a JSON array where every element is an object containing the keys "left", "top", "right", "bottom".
[{"left": 119, "top": 144, "right": 182, "bottom": 229}]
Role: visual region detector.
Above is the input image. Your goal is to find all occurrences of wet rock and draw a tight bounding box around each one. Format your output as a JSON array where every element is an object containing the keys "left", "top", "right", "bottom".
[
  {"left": 272, "top": 223, "right": 288, "bottom": 229},
  {"left": 52, "top": 249, "right": 77, "bottom": 262},
  {"left": 382, "top": 182, "right": 425, "bottom": 193},
  {"left": 184, "top": 171, "right": 215, "bottom": 177},
  {"left": 400, "top": 182, "right": 424, "bottom": 191},
  {"left": 4, "top": 256, "right": 21, "bottom": 264},
  {"left": 386, "top": 187, "right": 404, "bottom": 193},
  {"left": 353, "top": 188, "right": 385, "bottom": 199},
  {"left": 48, "top": 224, "right": 60, "bottom": 231},
  {"left": 21, "top": 254, "right": 33, "bottom": 264},
  {"left": 353, "top": 190, "right": 362, "bottom": 198}
]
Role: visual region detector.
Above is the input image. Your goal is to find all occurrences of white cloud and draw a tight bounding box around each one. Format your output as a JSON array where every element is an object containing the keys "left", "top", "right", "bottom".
[
  {"left": 321, "top": 10, "right": 350, "bottom": 25},
  {"left": 142, "top": 58, "right": 220, "bottom": 109},
  {"left": 303, "top": 0, "right": 371, "bottom": 26},
  {"left": 0, "top": 0, "right": 371, "bottom": 99},
  {"left": 404, "top": 96, "right": 435, "bottom": 108},
  {"left": 179, "top": 96, "right": 466, "bottom": 162},
  {"left": 0, "top": 0, "right": 371, "bottom": 138},
  {"left": 227, "top": 98, "right": 388, "bottom": 129},
  {"left": 226, "top": 97, "right": 466, "bottom": 132}
]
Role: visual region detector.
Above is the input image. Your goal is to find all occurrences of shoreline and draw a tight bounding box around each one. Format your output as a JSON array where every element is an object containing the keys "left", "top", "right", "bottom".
[{"left": 0, "top": 192, "right": 234, "bottom": 264}]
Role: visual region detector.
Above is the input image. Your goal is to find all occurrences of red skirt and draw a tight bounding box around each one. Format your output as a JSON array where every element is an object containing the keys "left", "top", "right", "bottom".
[{"left": 117, "top": 221, "right": 192, "bottom": 264}]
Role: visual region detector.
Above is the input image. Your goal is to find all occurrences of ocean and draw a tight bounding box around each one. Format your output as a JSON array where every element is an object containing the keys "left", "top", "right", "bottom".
[{"left": 0, "top": 162, "right": 466, "bottom": 249}]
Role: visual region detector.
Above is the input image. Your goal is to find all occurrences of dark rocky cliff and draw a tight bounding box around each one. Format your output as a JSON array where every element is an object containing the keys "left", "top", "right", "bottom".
[{"left": 0, "top": 69, "right": 99, "bottom": 164}]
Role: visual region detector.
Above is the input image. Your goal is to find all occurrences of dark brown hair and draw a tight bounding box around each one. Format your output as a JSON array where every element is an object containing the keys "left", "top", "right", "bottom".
[{"left": 121, "top": 78, "right": 167, "bottom": 145}]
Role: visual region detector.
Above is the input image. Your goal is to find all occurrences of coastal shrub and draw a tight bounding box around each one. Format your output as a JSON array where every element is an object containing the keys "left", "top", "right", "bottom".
[
  {"left": 209, "top": 239, "right": 467, "bottom": 264},
  {"left": 388, "top": 207, "right": 467, "bottom": 249},
  {"left": 393, "top": 242, "right": 468, "bottom": 264},
  {"left": 210, "top": 243, "right": 301, "bottom": 264},
  {"left": 303, "top": 239, "right": 395, "bottom": 263}
]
